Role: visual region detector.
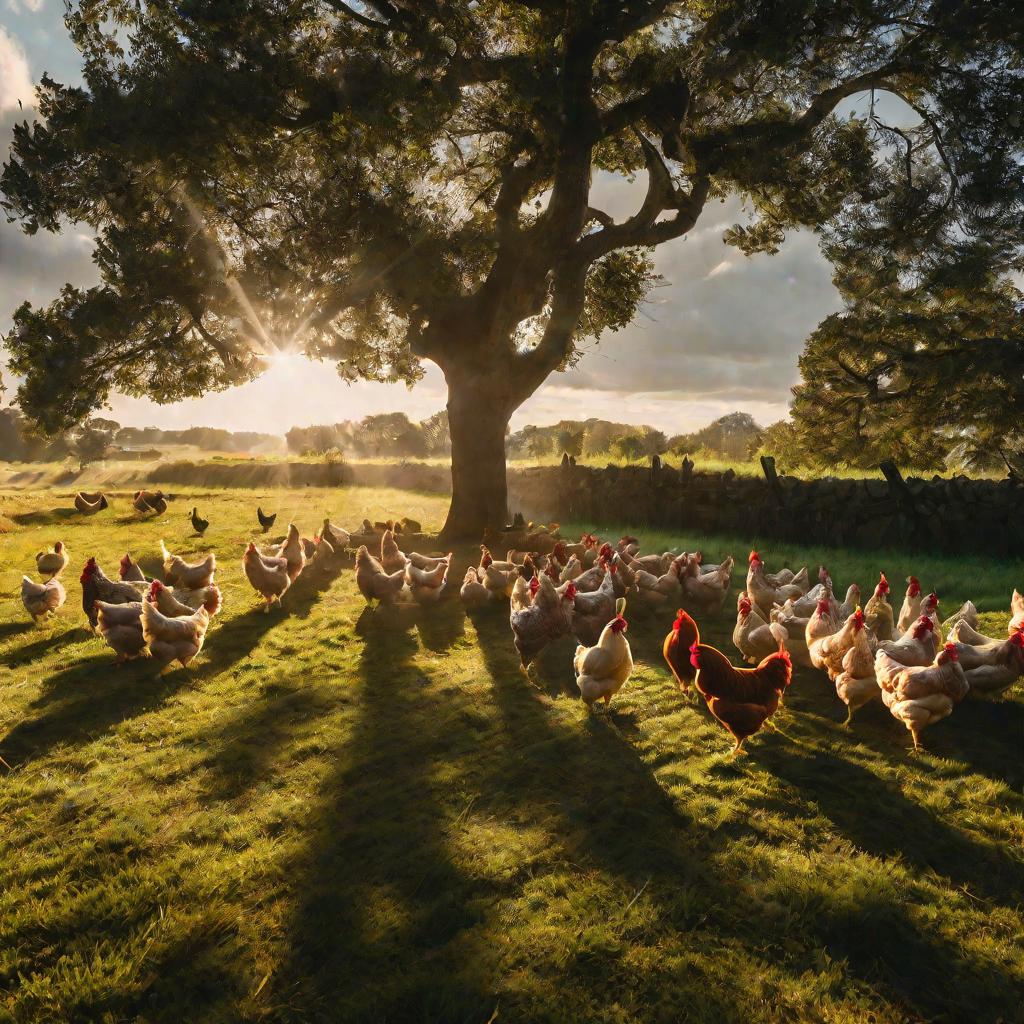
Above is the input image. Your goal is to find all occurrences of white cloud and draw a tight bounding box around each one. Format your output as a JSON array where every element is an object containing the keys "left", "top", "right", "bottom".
[
  {"left": 4, "top": 1, "right": 45, "bottom": 14},
  {"left": 0, "top": 26, "right": 34, "bottom": 113}
]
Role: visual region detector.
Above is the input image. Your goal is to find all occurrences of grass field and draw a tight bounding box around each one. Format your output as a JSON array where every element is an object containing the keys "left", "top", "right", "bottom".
[{"left": 0, "top": 484, "right": 1022, "bottom": 1023}]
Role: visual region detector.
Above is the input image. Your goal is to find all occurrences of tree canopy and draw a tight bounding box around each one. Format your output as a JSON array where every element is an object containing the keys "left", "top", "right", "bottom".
[{"left": 3, "top": 0, "right": 1023, "bottom": 532}]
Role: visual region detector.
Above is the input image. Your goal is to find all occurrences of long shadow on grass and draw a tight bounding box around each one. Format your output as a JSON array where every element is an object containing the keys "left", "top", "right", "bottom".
[
  {"left": 269, "top": 606, "right": 498, "bottom": 1023},
  {"left": 11, "top": 507, "right": 80, "bottom": 526},
  {"left": 467, "top": 609, "right": 1022, "bottom": 1021},
  {"left": 750, "top": 747, "right": 1024, "bottom": 906},
  {"left": 0, "top": 655, "right": 192, "bottom": 766}
]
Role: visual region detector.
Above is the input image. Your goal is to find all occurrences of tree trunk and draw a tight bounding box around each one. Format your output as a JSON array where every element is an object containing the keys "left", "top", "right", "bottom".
[{"left": 440, "top": 372, "right": 514, "bottom": 541}]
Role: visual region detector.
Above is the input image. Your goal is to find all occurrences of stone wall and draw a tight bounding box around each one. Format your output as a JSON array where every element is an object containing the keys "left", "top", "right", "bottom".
[{"left": 506, "top": 458, "right": 1022, "bottom": 556}]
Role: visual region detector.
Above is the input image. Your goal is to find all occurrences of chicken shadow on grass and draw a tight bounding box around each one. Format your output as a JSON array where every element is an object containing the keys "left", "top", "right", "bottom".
[
  {"left": 268, "top": 614, "right": 499, "bottom": 1022},
  {"left": 0, "top": 620, "right": 36, "bottom": 643},
  {"left": 11, "top": 507, "right": 81, "bottom": 527},
  {"left": 0, "top": 622, "right": 89, "bottom": 668},
  {"left": 0, "top": 654, "right": 191, "bottom": 767}
]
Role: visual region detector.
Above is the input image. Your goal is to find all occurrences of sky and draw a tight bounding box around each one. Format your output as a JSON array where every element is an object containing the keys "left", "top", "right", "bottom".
[{"left": 0, "top": 3, "right": 847, "bottom": 438}]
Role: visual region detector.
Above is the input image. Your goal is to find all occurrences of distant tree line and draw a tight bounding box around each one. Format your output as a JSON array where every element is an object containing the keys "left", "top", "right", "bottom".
[
  {"left": 0, "top": 409, "right": 282, "bottom": 464},
  {"left": 286, "top": 412, "right": 451, "bottom": 459}
]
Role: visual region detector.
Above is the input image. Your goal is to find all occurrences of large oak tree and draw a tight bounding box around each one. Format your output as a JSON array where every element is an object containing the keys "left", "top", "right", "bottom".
[{"left": 3, "top": 1, "right": 1022, "bottom": 536}]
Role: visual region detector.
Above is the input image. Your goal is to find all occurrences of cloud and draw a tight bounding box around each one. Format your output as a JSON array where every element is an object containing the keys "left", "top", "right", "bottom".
[
  {"left": 0, "top": 26, "right": 34, "bottom": 112},
  {"left": 5, "top": 0, "right": 45, "bottom": 13}
]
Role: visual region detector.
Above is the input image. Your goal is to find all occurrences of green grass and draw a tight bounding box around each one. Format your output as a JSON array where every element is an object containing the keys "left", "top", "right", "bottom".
[{"left": 0, "top": 485, "right": 1022, "bottom": 1023}]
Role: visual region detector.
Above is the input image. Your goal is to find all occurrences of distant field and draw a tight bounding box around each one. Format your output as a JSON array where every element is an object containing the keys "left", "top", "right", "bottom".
[{"left": 0, "top": 484, "right": 1021, "bottom": 1022}]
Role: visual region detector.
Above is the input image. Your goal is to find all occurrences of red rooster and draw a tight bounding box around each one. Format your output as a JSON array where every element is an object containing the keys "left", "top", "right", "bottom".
[
  {"left": 663, "top": 607, "right": 701, "bottom": 693},
  {"left": 680, "top": 609, "right": 793, "bottom": 753}
]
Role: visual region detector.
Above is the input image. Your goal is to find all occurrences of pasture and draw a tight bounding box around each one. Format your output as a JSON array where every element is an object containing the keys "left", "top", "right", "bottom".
[{"left": 0, "top": 484, "right": 1021, "bottom": 1023}]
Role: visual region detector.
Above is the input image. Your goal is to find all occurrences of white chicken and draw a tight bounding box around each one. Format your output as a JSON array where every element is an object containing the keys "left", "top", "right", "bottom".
[
  {"left": 243, "top": 542, "right": 291, "bottom": 612},
  {"left": 896, "top": 577, "right": 924, "bottom": 635},
  {"left": 574, "top": 599, "right": 633, "bottom": 707},
  {"left": 405, "top": 553, "right": 451, "bottom": 605},
  {"left": 355, "top": 545, "right": 405, "bottom": 604},
  {"left": 878, "top": 615, "right": 939, "bottom": 667},
  {"left": 834, "top": 610, "right": 880, "bottom": 724},
  {"left": 21, "top": 575, "right": 66, "bottom": 622},
  {"left": 948, "top": 622, "right": 1024, "bottom": 697}
]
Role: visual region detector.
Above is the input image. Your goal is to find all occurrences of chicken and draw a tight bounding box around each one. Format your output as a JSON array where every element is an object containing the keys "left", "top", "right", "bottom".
[
  {"left": 133, "top": 492, "right": 165, "bottom": 515},
  {"left": 148, "top": 579, "right": 221, "bottom": 618},
  {"left": 478, "top": 549, "right": 516, "bottom": 600},
  {"left": 510, "top": 573, "right": 575, "bottom": 668},
  {"left": 570, "top": 557, "right": 609, "bottom": 594},
  {"left": 571, "top": 568, "right": 617, "bottom": 646},
  {"left": 634, "top": 560, "right": 682, "bottom": 608},
  {"left": 627, "top": 550, "right": 673, "bottom": 575},
  {"left": 74, "top": 491, "right": 108, "bottom": 514},
  {"left": 460, "top": 567, "right": 495, "bottom": 608},
  {"left": 834, "top": 610, "right": 880, "bottom": 724},
  {"left": 355, "top": 545, "right": 405, "bottom": 604},
  {"left": 805, "top": 599, "right": 839, "bottom": 671},
  {"left": 878, "top": 615, "right": 939, "bottom": 668},
  {"left": 189, "top": 507, "right": 209, "bottom": 534},
  {"left": 510, "top": 573, "right": 537, "bottom": 613},
  {"left": 243, "top": 542, "right": 292, "bottom": 612},
  {"left": 278, "top": 524, "right": 306, "bottom": 582},
  {"left": 95, "top": 600, "right": 146, "bottom": 662},
  {"left": 160, "top": 540, "right": 217, "bottom": 590},
  {"left": 307, "top": 534, "right": 335, "bottom": 573},
  {"left": 948, "top": 622, "right": 1024, "bottom": 697},
  {"left": 747, "top": 551, "right": 807, "bottom": 613},
  {"left": 939, "top": 600, "right": 979, "bottom": 637},
  {"left": 406, "top": 551, "right": 449, "bottom": 570},
  {"left": 874, "top": 644, "right": 968, "bottom": 750},
  {"left": 770, "top": 601, "right": 813, "bottom": 668},
  {"left": 663, "top": 607, "right": 701, "bottom": 693},
  {"left": 119, "top": 553, "right": 149, "bottom": 583},
  {"left": 733, "top": 593, "right": 787, "bottom": 664},
  {"left": 918, "top": 592, "right": 941, "bottom": 634},
  {"left": 406, "top": 553, "right": 451, "bottom": 605},
  {"left": 80, "top": 558, "right": 148, "bottom": 629},
  {"left": 1009, "top": 590, "right": 1024, "bottom": 636},
  {"left": 322, "top": 518, "right": 350, "bottom": 551},
  {"left": 36, "top": 541, "right": 69, "bottom": 580},
  {"left": 811, "top": 607, "right": 868, "bottom": 680},
  {"left": 257, "top": 507, "right": 277, "bottom": 533},
  {"left": 897, "top": 576, "right": 924, "bottom": 635},
  {"left": 680, "top": 554, "right": 733, "bottom": 613},
  {"left": 380, "top": 529, "right": 407, "bottom": 574},
  {"left": 574, "top": 599, "right": 633, "bottom": 707},
  {"left": 21, "top": 575, "right": 66, "bottom": 621},
  {"left": 863, "top": 573, "right": 894, "bottom": 642},
  {"left": 690, "top": 620, "right": 793, "bottom": 754},
  {"left": 141, "top": 594, "right": 210, "bottom": 669}
]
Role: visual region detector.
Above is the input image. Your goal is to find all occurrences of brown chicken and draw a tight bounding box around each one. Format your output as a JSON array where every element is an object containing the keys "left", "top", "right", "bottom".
[
  {"left": 243, "top": 542, "right": 291, "bottom": 611},
  {"left": 688, "top": 612, "right": 793, "bottom": 754},
  {"left": 96, "top": 601, "right": 146, "bottom": 662},
  {"left": 380, "top": 529, "right": 407, "bottom": 574},
  {"left": 948, "top": 622, "right": 1024, "bottom": 697},
  {"left": 148, "top": 579, "right": 222, "bottom": 618},
  {"left": 663, "top": 608, "right": 701, "bottom": 694},
  {"left": 896, "top": 576, "right": 924, "bottom": 635},
  {"left": 74, "top": 491, "right": 108, "bottom": 514},
  {"left": 141, "top": 594, "right": 210, "bottom": 669},
  {"left": 160, "top": 540, "right": 217, "bottom": 590},
  {"left": 119, "top": 553, "right": 149, "bottom": 583},
  {"left": 80, "top": 558, "right": 148, "bottom": 629},
  {"left": 878, "top": 615, "right": 939, "bottom": 667},
  {"left": 277, "top": 523, "right": 306, "bottom": 582},
  {"left": 510, "top": 573, "right": 575, "bottom": 668}
]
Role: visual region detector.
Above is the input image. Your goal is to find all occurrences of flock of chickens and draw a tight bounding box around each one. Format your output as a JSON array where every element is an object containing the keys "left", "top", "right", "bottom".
[
  {"left": 20, "top": 507, "right": 353, "bottom": 669},
  {"left": 18, "top": 508, "right": 1024, "bottom": 754}
]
